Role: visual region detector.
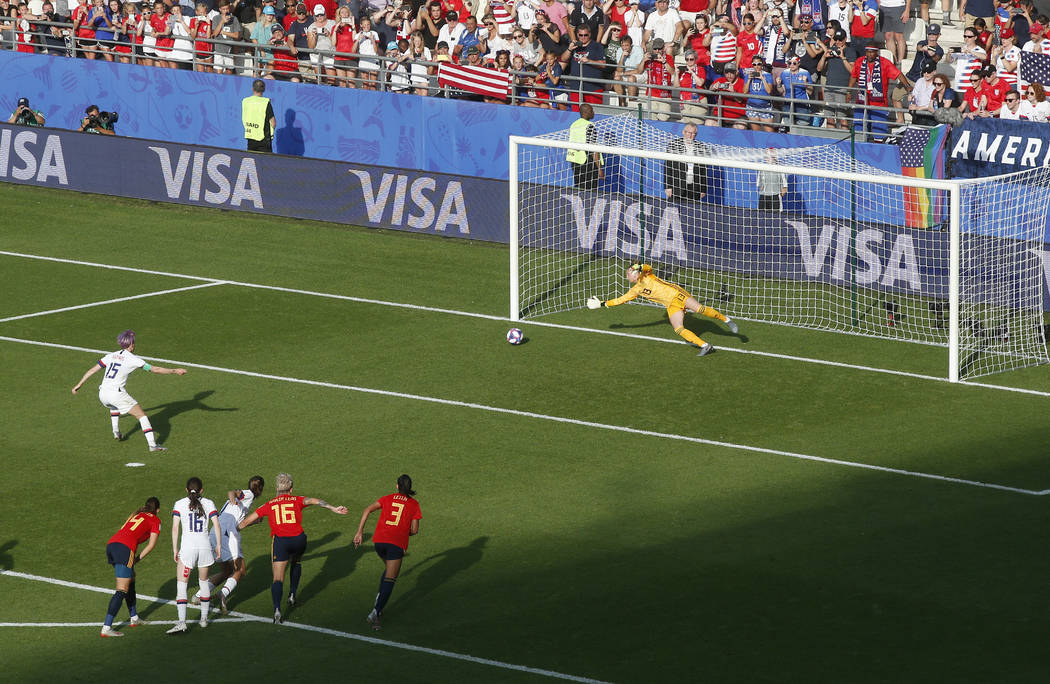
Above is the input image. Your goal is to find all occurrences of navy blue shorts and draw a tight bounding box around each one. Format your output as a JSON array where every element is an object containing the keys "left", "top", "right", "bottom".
[
  {"left": 374, "top": 542, "right": 405, "bottom": 561},
  {"left": 106, "top": 542, "right": 135, "bottom": 578},
  {"left": 271, "top": 533, "right": 307, "bottom": 562}
]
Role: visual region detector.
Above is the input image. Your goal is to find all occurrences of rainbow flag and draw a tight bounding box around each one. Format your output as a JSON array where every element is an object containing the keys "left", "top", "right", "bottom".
[{"left": 898, "top": 125, "right": 949, "bottom": 229}]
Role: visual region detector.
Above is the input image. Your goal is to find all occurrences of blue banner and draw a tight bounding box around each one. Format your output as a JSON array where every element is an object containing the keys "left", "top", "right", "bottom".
[{"left": 948, "top": 118, "right": 1050, "bottom": 178}]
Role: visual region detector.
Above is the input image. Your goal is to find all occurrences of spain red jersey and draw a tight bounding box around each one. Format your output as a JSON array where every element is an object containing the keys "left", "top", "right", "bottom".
[
  {"left": 255, "top": 495, "right": 308, "bottom": 537},
  {"left": 372, "top": 493, "right": 422, "bottom": 550},
  {"left": 108, "top": 512, "right": 162, "bottom": 552}
]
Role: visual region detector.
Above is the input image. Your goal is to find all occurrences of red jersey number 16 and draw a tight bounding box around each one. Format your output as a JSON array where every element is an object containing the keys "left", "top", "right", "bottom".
[{"left": 279, "top": 502, "right": 297, "bottom": 524}]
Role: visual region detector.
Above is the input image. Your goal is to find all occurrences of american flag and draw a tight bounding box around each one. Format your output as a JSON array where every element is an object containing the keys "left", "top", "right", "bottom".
[
  {"left": 437, "top": 63, "right": 512, "bottom": 99},
  {"left": 1019, "top": 51, "right": 1050, "bottom": 88}
]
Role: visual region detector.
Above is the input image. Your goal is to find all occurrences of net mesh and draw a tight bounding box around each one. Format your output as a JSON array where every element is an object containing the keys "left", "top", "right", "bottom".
[{"left": 514, "top": 115, "right": 1050, "bottom": 379}]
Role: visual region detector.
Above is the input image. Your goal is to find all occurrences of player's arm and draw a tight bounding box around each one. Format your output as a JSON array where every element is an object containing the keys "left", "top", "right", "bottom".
[
  {"left": 210, "top": 509, "right": 222, "bottom": 557},
  {"left": 137, "top": 531, "right": 160, "bottom": 563},
  {"left": 304, "top": 497, "right": 349, "bottom": 515},
  {"left": 148, "top": 364, "right": 187, "bottom": 375},
  {"left": 72, "top": 362, "right": 103, "bottom": 394},
  {"left": 352, "top": 501, "right": 383, "bottom": 548},
  {"left": 605, "top": 282, "right": 644, "bottom": 307},
  {"left": 409, "top": 519, "right": 420, "bottom": 536},
  {"left": 171, "top": 514, "right": 180, "bottom": 562},
  {"left": 237, "top": 509, "right": 261, "bottom": 531}
]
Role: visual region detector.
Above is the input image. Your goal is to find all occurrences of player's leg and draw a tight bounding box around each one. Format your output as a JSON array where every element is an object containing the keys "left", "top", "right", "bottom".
[
  {"left": 685, "top": 297, "right": 739, "bottom": 334},
  {"left": 368, "top": 544, "right": 403, "bottom": 629},
  {"left": 168, "top": 559, "right": 191, "bottom": 634},
  {"left": 127, "top": 403, "right": 164, "bottom": 451},
  {"left": 270, "top": 558, "right": 288, "bottom": 623},
  {"left": 287, "top": 534, "right": 307, "bottom": 606},
  {"left": 125, "top": 570, "right": 145, "bottom": 625},
  {"left": 110, "top": 410, "right": 123, "bottom": 439},
  {"left": 102, "top": 545, "right": 132, "bottom": 637},
  {"left": 667, "top": 308, "right": 709, "bottom": 353},
  {"left": 218, "top": 557, "right": 245, "bottom": 614},
  {"left": 197, "top": 564, "right": 212, "bottom": 627}
]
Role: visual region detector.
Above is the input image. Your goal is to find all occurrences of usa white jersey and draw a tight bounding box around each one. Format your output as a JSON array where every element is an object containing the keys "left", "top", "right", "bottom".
[
  {"left": 97, "top": 349, "right": 148, "bottom": 392},
  {"left": 219, "top": 488, "right": 256, "bottom": 526},
  {"left": 173, "top": 496, "right": 219, "bottom": 549}
]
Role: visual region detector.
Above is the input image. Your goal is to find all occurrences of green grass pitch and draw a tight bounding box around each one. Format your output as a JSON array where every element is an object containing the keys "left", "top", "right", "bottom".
[{"left": 2, "top": 183, "right": 1050, "bottom": 683}]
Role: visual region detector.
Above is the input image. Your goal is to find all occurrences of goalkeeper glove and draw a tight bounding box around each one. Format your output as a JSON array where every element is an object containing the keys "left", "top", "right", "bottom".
[{"left": 586, "top": 296, "right": 603, "bottom": 310}]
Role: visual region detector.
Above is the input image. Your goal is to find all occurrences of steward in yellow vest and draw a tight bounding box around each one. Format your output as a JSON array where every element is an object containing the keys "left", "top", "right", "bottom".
[
  {"left": 242, "top": 79, "right": 277, "bottom": 153},
  {"left": 567, "top": 104, "right": 603, "bottom": 191}
]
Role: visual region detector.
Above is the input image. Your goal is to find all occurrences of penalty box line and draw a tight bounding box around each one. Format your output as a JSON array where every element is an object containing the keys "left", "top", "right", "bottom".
[
  {"left": 0, "top": 282, "right": 228, "bottom": 324},
  {"left": 1, "top": 334, "right": 1046, "bottom": 498},
  {"left": 0, "top": 570, "right": 609, "bottom": 684},
  {"left": 2, "top": 250, "right": 1047, "bottom": 398}
]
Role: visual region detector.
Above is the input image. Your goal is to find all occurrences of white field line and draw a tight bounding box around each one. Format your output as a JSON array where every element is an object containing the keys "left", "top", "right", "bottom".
[
  {"left": 1, "top": 333, "right": 1046, "bottom": 496},
  {"left": 2, "top": 249, "right": 1047, "bottom": 397},
  {"left": 0, "top": 282, "right": 227, "bottom": 323},
  {"left": 0, "top": 619, "right": 255, "bottom": 627},
  {"left": 0, "top": 570, "right": 610, "bottom": 684}
]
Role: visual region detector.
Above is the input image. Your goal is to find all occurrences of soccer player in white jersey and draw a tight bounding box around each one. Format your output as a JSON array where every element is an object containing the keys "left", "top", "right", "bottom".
[
  {"left": 167, "top": 476, "right": 221, "bottom": 634},
  {"left": 72, "top": 329, "right": 187, "bottom": 452},
  {"left": 192, "top": 475, "right": 265, "bottom": 614}
]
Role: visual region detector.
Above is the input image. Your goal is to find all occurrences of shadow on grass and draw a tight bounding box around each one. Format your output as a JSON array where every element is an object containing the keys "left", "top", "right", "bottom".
[
  {"left": 0, "top": 540, "right": 16, "bottom": 570},
  {"left": 123, "top": 390, "right": 238, "bottom": 442},
  {"left": 392, "top": 536, "right": 489, "bottom": 614}
]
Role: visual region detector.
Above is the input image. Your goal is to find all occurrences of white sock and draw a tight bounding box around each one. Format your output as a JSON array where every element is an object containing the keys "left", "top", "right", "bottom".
[
  {"left": 222, "top": 577, "right": 238, "bottom": 597},
  {"left": 139, "top": 416, "right": 156, "bottom": 447},
  {"left": 110, "top": 412, "right": 121, "bottom": 436},
  {"left": 199, "top": 580, "right": 212, "bottom": 616},
  {"left": 176, "top": 581, "right": 188, "bottom": 622}
]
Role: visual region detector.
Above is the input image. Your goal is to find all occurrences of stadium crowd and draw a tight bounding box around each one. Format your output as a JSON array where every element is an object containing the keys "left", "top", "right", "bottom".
[{"left": 3, "top": 0, "right": 1050, "bottom": 131}]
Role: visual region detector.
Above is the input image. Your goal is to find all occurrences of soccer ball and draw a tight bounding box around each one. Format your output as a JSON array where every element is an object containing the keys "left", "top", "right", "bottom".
[{"left": 506, "top": 328, "right": 524, "bottom": 345}]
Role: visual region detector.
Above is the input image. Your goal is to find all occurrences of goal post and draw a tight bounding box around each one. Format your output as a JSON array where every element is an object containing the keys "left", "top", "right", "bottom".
[{"left": 509, "top": 119, "right": 1050, "bottom": 381}]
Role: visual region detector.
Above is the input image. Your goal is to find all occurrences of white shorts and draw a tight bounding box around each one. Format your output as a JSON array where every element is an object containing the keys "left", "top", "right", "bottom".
[
  {"left": 219, "top": 527, "right": 243, "bottom": 562},
  {"left": 99, "top": 387, "right": 137, "bottom": 415},
  {"left": 310, "top": 53, "right": 334, "bottom": 67},
  {"left": 179, "top": 545, "right": 215, "bottom": 568},
  {"left": 213, "top": 52, "right": 236, "bottom": 69}
]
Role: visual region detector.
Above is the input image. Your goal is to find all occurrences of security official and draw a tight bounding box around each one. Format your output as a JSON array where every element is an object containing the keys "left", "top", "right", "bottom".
[
  {"left": 242, "top": 79, "right": 277, "bottom": 153},
  {"left": 566, "top": 103, "right": 603, "bottom": 191}
]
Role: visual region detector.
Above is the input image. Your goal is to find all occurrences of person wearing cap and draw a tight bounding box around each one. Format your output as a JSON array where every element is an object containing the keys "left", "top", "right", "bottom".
[
  {"left": 848, "top": 42, "right": 911, "bottom": 136},
  {"left": 707, "top": 61, "right": 748, "bottom": 127},
  {"left": 242, "top": 78, "right": 277, "bottom": 152},
  {"left": 249, "top": 4, "right": 280, "bottom": 74},
  {"left": 435, "top": 8, "right": 465, "bottom": 57},
  {"left": 267, "top": 22, "right": 303, "bottom": 80},
  {"left": 8, "top": 97, "right": 45, "bottom": 126},
  {"left": 976, "top": 63, "right": 1010, "bottom": 115},
  {"left": 908, "top": 61, "right": 940, "bottom": 125},
  {"left": 561, "top": 14, "right": 607, "bottom": 110},
  {"left": 1020, "top": 16, "right": 1049, "bottom": 54},
  {"left": 566, "top": 103, "right": 603, "bottom": 191},
  {"left": 905, "top": 22, "right": 943, "bottom": 82},
  {"left": 306, "top": 3, "right": 336, "bottom": 83},
  {"left": 628, "top": 36, "right": 675, "bottom": 118},
  {"left": 786, "top": 13, "right": 823, "bottom": 81},
  {"left": 817, "top": 28, "right": 855, "bottom": 129},
  {"left": 642, "top": 0, "right": 683, "bottom": 57},
  {"left": 285, "top": 2, "right": 313, "bottom": 82}
]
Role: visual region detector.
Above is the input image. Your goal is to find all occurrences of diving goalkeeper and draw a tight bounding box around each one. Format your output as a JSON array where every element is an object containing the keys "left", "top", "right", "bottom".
[{"left": 587, "top": 264, "right": 739, "bottom": 356}]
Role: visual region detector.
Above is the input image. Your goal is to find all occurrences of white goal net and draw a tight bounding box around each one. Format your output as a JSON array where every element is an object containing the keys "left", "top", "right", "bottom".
[{"left": 509, "top": 115, "right": 1050, "bottom": 381}]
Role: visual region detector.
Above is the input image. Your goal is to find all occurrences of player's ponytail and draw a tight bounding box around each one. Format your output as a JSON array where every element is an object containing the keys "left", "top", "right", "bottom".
[
  {"left": 186, "top": 477, "right": 204, "bottom": 517},
  {"left": 138, "top": 496, "right": 160, "bottom": 514},
  {"left": 397, "top": 474, "right": 415, "bottom": 497}
]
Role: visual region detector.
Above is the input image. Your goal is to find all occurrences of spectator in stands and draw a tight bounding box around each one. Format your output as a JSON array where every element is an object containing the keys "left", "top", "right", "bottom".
[
  {"left": 677, "top": 49, "right": 708, "bottom": 121},
  {"left": 848, "top": 43, "right": 911, "bottom": 136},
  {"left": 416, "top": 1, "right": 443, "bottom": 50},
  {"left": 354, "top": 14, "right": 379, "bottom": 88},
  {"left": 972, "top": 17, "right": 993, "bottom": 54},
  {"left": 81, "top": 0, "right": 108, "bottom": 58},
  {"left": 37, "top": 0, "right": 70, "bottom": 56},
  {"left": 735, "top": 12, "right": 760, "bottom": 69},
  {"left": 331, "top": 6, "right": 355, "bottom": 87},
  {"left": 612, "top": 33, "right": 641, "bottom": 104},
  {"left": 568, "top": 0, "right": 603, "bottom": 43},
  {"left": 849, "top": 0, "right": 877, "bottom": 53},
  {"left": 736, "top": 0, "right": 765, "bottom": 31},
  {"left": 958, "top": 69, "right": 984, "bottom": 115},
  {"left": 630, "top": 37, "right": 675, "bottom": 119},
  {"left": 997, "top": 88, "right": 1024, "bottom": 118},
  {"left": 761, "top": 9, "right": 791, "bottom": 76},
  {"left": 604, "top": 0, "right": 629, "bottom": 32},
  {"left": 249, "top": 4, "right": 277, "bottom": 75},
  {"left": 708, "top": 60, "right": 747, "bottom": 127},
  {"left": 643, "top": 0, "right": 683, "bottom": 56},
  {"left": 509, "top": 22, "right": 540, "bottom": 65},
  {"left": 231, "top": 0, "right": 260, "bottom": 29},
  {"left": 1018, "top": 82, "right": 1050, "bottom": 121},
  {"left": 529, "top": 9, "right": 562, "bottom": 55},
  {"left": 190, "top": 1, "right": 214, "bottom": 72},
  {"left": 908, "top": 61, "right": 938, "bottom": 124},
  {"left": 929, "top": 72, "right": 957, "bottom": 111},
  {"left": 563, "top": 21, "right": 607, "bottom": 109},
  {"left": 679, "top": 14, "right": 711, "bottom": 73},
  {"left": 307, "top": 3, "right": 335, "bottom": 84},
  {"left": 905, "top": 22, "right": 943, "bottom": 82},
  {"left": 621, "top": 1, "right": 644, "bottom": 47},
  {"left": 212, "top": 0, "right": 242, "bottom": 76},
  {"left": 787, "top": 14, "right": 823, "bottom": 84},
  {"left": 435, "top": 9, "right": 464, "bottom": 58},
  {"left": 540, "top": 0, "right": 569, "bottom": 34},
  {"left": 167, "top": 4, "right": 195, "bottom": 68},
  {"left": 779, "top": 54, "right": 814, "bottom": 125},
  {"left": 880, "top": 0, "right": 909, "bottom": 66},
  {"left": 826, "top": 0, "right": 853, "bottom": 42},
  {"left": 964, "top": 0, "right": 994, "bottom": 30},
  {"left": 709, "top": 13, "right": 737, "bottom": 74},
  {"left": 8, "top": 96, "right": 45, "bottom": 125},
  {"left": 538, "top": 47, "right": 568, "bottom": 108},
  {"left": 285, "top": 3, "right": 311, "bottom": 77},
  {"left": 664, "top": 122, "right": 707, "bottom": 202},
  {"left": 457, "top": 13, "right": 482, "bottom": 52},
  {"left": 989, "top": 28, "right": 1020, "bottom": 90},
  {"left": 268, "top": 23, "right": 302, "bottom": 80},
  {"left": 150, "top": 0, "right": 173, "bottom": 67},
  {"left": 482, "top": 14, "right": 513, "bottom": 59},
  {"left": 977, "top": 64, "right": 1010, "bottom": 115},
  {"left": 1021, "top": 16, "right": 1047, "bottom": 53},
  {"left": 406, "top": 29, "right": 432, "bottom": 94},
  {"left": 744, "top": 54, "right": 776, "bottom": 130},
  {"left": 950, "top": 25, "right": 986, "bottom": 90}
]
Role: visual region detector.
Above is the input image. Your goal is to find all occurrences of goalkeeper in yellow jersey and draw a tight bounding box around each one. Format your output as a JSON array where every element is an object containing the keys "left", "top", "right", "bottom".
[{"left": 587, "top": 264, "right": 739, "bottom": 356}]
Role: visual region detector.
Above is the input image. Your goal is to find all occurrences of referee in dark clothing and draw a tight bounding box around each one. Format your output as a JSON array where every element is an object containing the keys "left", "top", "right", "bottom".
[{"left": 242, "top": 79, "right": 277, "bottom": 153}]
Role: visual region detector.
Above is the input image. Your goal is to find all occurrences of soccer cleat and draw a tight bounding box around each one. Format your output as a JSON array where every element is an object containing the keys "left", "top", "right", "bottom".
[
  {"left": 113, "top": 432, "right": 125, "bottom": 441},
  {"left": 128, "top": 616, "right": 148, "bottom": 627},
  {"left": 100, "top": 625, "right": 124, "bottom": 638},
  {"left": 288, "top": 593, "right": 296, "bottom": 607},
  {"left": 219, "top": 593, "right": 228, "bottom": 616},
  {"left": 697, "top": 342, "right": 713, "bottom": 356},
  {"left": 724, "top": 317, "right": 739, "bottom": 334},
  {"left": 366, "top": 609, "right": 381, "bottom": 631},
  {"left": 273, "top": 609, "right": 282, "bottom": 624},
  {"left": 189, "top": 593, "right": 200, "bottom": 606},
  {"left": 149, "top": 445, "right": 168, "bottom": 452},
  {"left": 199, "top": 617, "right": 208, "bottom": 629},
  {"left": 166, "top": 622, "right": 187, "bottom": 635}
]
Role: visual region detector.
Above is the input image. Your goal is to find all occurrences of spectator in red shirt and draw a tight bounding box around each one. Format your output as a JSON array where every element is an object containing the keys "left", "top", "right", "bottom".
[
  {"left": 100, "top": 497, "right": 162, "bottom": 637},
  {"left": 735, "top": 13, "right": 761, "bottom": 69},
  {"left": 848, "top": 43, "right": 911, "bottom": 136},
  {"left": 978, "top": 65, "right": 1011, "bottom": 115},
  {"left": 238, "top": 472, "right": 347, "bottom": 624},
  {"left": 708, "top": 61, "right": 748, "bottom": 127},
  {"left": 353, "top": 474, "right": 423, "bottom": 631}
]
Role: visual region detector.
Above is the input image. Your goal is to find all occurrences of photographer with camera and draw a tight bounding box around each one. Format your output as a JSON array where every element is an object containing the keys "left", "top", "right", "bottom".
[
  {"left": 78, "top": 104, "right": 118, "bottom": 135},
  {"left": 8, "top": 97, "right": 45, "bottom": 126},
  {"left": 817, "top": 28, "right": 855, "bottom": 128}
]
